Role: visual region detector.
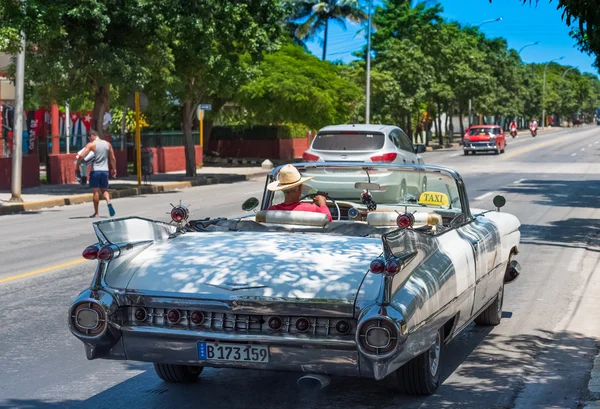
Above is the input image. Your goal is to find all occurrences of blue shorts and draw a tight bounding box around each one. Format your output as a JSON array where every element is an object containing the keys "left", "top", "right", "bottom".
[{"left": 89, "top": 171, "right": 109, "bottom": 189}]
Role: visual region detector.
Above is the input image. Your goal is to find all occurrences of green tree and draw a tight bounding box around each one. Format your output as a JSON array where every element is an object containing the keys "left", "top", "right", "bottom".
[
  {"left": 0, "top": 0, "right": 172, "bottom": 135},
  {"left": 286, "top": 0, "right": 367, "bottom": 60},
  {"left": 157, "top": 0, "right": 284, "bottom": 176},
  {"left": 237, "top": 43, "right": 362, "bottom": 128}
]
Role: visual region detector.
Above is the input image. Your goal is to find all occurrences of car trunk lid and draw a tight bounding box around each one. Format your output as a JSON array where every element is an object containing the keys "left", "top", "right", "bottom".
[{"left": 117, "top": 231, "right": 383, "bottom": 311}]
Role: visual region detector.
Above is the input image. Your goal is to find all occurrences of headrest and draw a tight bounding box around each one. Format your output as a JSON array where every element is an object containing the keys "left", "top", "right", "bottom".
[
  {"left": 367, "top": 211, "right": 443, "bottom": 227},
  {"left": 255, "top": 210, "right": 329, "bottom": 227}
]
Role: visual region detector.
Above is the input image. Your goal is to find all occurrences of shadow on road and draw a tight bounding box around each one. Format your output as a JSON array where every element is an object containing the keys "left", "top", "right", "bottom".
[
  {"left": 501, "top": 179, "right": 600, "bottom": 209},
  {"left": 1, "top": 329, "right": 596, "bottom": 409}
]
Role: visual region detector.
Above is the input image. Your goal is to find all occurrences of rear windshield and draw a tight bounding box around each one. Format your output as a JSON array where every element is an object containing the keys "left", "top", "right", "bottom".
[
  {"left": 469, "top": 127, "right": 500, "bottom": 135},
  {"left": 312, "top": 132, "right": 385, "bottom": 151}
]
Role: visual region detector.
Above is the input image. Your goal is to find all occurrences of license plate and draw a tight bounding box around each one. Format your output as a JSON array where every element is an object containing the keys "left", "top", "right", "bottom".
[{"left": 197, "top": 342, "right": 269, "bottom": 363}]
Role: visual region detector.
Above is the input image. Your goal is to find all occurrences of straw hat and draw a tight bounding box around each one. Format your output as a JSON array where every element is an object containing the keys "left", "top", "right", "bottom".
[{"left": 267, "top": 164, "right": 313, "bottom": 191}]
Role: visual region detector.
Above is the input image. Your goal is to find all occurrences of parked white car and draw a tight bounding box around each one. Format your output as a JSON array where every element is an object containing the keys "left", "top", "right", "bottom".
[{"left": 302, "top": 124, "right": 428, "bottom": 196}]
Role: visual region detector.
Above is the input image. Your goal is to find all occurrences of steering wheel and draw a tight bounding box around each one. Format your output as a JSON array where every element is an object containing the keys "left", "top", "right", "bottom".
[{"left": 300, "top": 190, "right": 341, "bottom": 221}]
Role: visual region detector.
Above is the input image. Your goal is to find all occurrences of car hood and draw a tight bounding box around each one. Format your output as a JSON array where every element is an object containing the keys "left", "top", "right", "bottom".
[
  {"left": 467, "top": 134, "right": 493, "bottom": 141},
  {"left": 116, "top": 231, "right": 383, "bottom": 304}
]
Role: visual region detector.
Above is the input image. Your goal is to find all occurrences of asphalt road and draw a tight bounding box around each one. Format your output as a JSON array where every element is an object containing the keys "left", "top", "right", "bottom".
[{"left": 1, "top": 125, "right": 600, "bottom": 409}]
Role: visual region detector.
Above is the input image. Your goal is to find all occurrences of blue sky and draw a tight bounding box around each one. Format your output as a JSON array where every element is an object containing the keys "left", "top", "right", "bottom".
[{"left": 305, "top": 0, "right": 599, "bottom": 78}]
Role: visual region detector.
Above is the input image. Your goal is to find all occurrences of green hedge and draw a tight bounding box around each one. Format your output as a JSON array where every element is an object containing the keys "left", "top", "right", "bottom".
[{"left": 211, "top": 124, "right": 309, "bottom": 141}]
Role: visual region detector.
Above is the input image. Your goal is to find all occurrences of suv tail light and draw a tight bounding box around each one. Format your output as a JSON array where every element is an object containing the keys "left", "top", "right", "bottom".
[
  {"left": 371, "top": 153, "right": 397, "bottom": 163},
  {"left": 302, "top": 152, "right": 320, "bottom": 162}
]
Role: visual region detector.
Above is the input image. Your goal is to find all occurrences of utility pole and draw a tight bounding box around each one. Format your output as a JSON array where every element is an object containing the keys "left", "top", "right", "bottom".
[
  {"left": 365, "top": 0, "right": 372, "bottom": 124},
  {"left": 468, "top": 17, "right": 503, "bottom": 128},
  {"left": 9, "top": 11, "right": 26, "bottom": 203},
  {"left": 542, "top": 57, "right": 564, "bottom": 128}
]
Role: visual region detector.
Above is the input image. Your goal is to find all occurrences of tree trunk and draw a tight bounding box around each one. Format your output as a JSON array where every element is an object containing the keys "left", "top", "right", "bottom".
[
  {"left": 92, "top": 84, "right": 110, "bottom": 137},
  {"left": 322, "top": 19, "right": 329, "bottom": 60},
  {"left": 120, "top": 107, "right": 127, "bottom": 150},
  {"left": 407, "top": 114, "right": 413, "bottom": 141},
  {"left": 182, "top": 100, "right": 197, "bottom": 177},
  {"left": 436, "top": 102, "right": 443, "bottom": 145},
  {"left": 458, "top": 101, "right": 465, "bottom": 135}
]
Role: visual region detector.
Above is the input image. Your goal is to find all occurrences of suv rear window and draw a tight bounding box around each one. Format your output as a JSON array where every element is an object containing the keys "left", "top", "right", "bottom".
[
  {"left": 312, "top": 132, "right": 385, "bottom": 151},
  {"left": 469, "top": 127, "right": 500, "bottom": 135}
]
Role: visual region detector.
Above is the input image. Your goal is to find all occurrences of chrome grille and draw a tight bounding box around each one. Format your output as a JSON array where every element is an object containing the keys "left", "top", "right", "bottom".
[{"left": 127, "top": 307, "right": 355, "bottom": 336}]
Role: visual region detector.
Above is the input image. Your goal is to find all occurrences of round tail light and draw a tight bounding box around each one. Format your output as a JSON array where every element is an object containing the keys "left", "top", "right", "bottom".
[
  {"left": 335, "top": 320, "right": 351, "bottom": 335},
  {"left": 82, "top": 246, "right": 99, "bottom": 260},
  {"left": 97, "top": 246, "right": 114, "bottom": 261},
  {"left": 171, "top": 206, "right": 189, "bottom": 223},
  {"left": 370, "top": 258, "right": 385, "bottom": 274},
  {"left": 295, "top": 317, "right": 310, "bottom": 333},
  {"left": 134, "top": 307, "right": 147, "bottom": 322},
  {"left": 396, "top": 213, "right": 415, "bottom": 229},
  {"left": 167, "top": 309, "right": 181, "bottom": 324},
  {"left": 385, "top": 258, "right": 401, "bottom": 276},
  {"left": 358, "top": 318, "right": 399, "bottom": 355},
  {"left": 70, "top": 302, "right": 107, "bottom": 336},
  {"left": 268, "top": 316, "right": 283, "bottom": 331},
  {"left": 190, "top": 311, "right": 205, "bottom": 325}
]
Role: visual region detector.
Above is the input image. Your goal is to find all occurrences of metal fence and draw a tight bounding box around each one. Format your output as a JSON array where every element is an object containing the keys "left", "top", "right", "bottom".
[{"left": 0, "top": 131, "right": 194, "bottom": 160}]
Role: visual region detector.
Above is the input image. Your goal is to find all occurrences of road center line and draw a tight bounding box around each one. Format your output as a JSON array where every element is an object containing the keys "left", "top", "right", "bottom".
[
  {"left": 0, "top": 259, "right": 85, "bottom": 284},
  {"left": 581, "top": 148, "right": 585, "bottom": 151},
  {"left": 513, "top": 178, "right": 526, "bottom": 184},
  {"left": 474, "top": 192, "right": 495, "bottom": 201},
  {"left": 572, "top": 153, "right": 577, "bottom": 157}
]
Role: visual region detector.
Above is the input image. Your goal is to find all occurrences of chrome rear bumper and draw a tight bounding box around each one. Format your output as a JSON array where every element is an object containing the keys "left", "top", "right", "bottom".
[{"left": 121, "top": 325, "right": 361, "bottom": 377}]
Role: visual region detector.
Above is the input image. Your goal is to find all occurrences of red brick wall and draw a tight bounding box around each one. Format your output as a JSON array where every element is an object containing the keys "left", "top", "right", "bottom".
[
  {"left": 0, "top": 155, "right": 41, "bottom": 190},
  {"left": 142, "top": 147, "right": 203, "bottom": 174},
  {"left": 208, "top": 137, "right": 309, "bottom": 159},
  {"left": 47, "top": 153, "right": 78, "bottom": 184}
]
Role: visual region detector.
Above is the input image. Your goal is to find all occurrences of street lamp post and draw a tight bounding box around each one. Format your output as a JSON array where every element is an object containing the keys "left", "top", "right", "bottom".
[
  {"left": 468, "top": 17, "right": 502, "bottom": 127},
  {"left": 542, "top": 56, "right": 564, "bottom": 128},
  {"left": 365, "top": 0, "right": 373, "bottom": 124},
  {"left": 9, "top": 4, "right": 26, "bottom": 203},
  {"left": 561, "top": 66, "right": 578, "bottom": 78},
  {"left": 476, "top": 17, "right": 503, "bottom": 27},
  {"left": 518, "top": 41, "right": 539, "bottom": 56}
]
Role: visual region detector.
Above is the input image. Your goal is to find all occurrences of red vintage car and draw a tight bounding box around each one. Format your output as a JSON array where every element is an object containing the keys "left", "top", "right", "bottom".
[{"left": 463, "top": 125, "right": 506, "bottom": 155}]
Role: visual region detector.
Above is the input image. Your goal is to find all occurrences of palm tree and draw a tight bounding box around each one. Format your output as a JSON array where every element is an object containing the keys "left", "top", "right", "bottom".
[{"left": 286, "top": 1, "right": 367, "bottom": 60}]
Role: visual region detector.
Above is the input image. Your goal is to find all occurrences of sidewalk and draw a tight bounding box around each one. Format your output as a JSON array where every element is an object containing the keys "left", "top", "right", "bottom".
[{"left": 0, "top": 167, "right": 270, "bottom": 216}]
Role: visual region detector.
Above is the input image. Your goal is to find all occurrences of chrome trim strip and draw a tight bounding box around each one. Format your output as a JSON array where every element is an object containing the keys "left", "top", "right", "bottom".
[{"left": 120, "top": 325, "right": 357, "bottom": 349}]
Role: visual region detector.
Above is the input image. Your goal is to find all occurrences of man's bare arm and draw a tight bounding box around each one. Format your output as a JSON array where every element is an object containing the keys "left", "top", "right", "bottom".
[
  {"left": 75, "top": 143, "right": 94, "bottom": 167},
  {"left": 108, "top": 145, "right": 117, "bottom": 177}
]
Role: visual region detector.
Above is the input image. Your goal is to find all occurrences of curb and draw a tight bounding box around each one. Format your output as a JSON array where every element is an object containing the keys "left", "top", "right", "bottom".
[{"left": 0, "top": 172, "right": 269, "bottom": 216}]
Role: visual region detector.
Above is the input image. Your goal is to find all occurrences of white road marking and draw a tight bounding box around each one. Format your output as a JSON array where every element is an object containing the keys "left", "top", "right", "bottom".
[
  {"left": 513, "top": 178, "right": 526, "bottom": 184},
  {"left": 596, "top": 141, "right": 599, "bottom": 145},
  {"left": 581, "top": 148, "right": 586, "bottom": 151},
  {"left": 589, "top": 144, "right": 593, "bottom": 147},
  {"left": 451, "top": 153, "right": 462, "bottom": 157},
  {"left": 572, "top": 153, "right": 577, "bottom": 157},
  {"left": 241, "top": 190, "right": 263, "bottom": 195},
  {"left": 474, "top": 192, "right": 495, "bottom": 201}
]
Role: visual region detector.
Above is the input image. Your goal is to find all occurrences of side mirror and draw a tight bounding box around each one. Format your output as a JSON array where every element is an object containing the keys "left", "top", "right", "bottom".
[
  {"left": 414, "top": 144, "right": 427, "bottom": 154},
  {"left": 493, "top": 195, "right": 506, "bottom": 211},
  {"left": 242, "top": 197, "right": 259, "bottom": 212}
]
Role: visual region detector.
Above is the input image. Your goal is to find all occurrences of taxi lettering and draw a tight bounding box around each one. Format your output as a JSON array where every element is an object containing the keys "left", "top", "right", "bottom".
[{"left": 418, "top": 191, "right": 450, "bottom": 207}]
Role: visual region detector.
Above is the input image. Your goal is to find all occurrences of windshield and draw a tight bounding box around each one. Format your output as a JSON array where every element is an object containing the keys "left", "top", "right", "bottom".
[
  {"left": 311, "top": 132, "right": 385, "bottom": 151},
  {"left": 269, "top": 165, "right": 464, "bottom": 215},
  {"left": 469, "top": 127, "right": 500, "bottom": 135}
]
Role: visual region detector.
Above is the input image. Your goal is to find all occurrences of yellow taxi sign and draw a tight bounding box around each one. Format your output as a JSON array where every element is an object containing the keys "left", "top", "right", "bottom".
[{"left": 419, "top": 192, "right": 450, "bottom": 207}]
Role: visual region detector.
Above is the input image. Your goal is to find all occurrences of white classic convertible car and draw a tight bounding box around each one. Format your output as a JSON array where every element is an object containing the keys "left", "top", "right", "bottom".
[{"left": 69, "top": 162, "right": 521, "bottom": 395}]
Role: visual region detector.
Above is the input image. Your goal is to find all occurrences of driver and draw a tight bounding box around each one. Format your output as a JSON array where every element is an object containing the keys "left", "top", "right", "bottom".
[{"left": 267, "top": 164, "right": 332, "bottom": 222}]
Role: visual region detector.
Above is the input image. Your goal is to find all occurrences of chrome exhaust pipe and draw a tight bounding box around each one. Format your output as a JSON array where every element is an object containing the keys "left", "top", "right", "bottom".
[{"left": 297, "top": 374, "right": 331, "bottom": 390}]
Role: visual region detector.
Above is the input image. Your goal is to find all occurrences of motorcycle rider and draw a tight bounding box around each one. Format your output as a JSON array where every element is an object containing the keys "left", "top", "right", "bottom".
[
  {"left": 509, "top": 120, "right": 518, "bottom": 137},
  {"left": 529, "top": 119, "right": 538, "bottom": 136}
]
